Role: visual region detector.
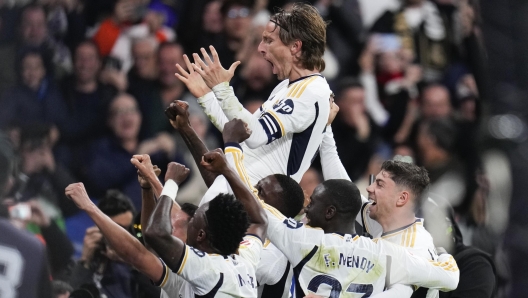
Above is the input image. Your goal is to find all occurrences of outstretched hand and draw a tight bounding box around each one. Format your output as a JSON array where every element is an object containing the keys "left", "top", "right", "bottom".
[
  {"left": 165, "top": 162, "right": 190, "bottom": 185},
  {"left": 65, "top": 183, "right": 93, "bottom": 211},
  {"left": 201, "top": 149, "right": 230, "bottom": 174},
  {"left": 174, "top": 54, "right": 212, "bottom": 98},
  {"left": 165, "top": 100, "right": 190, "bottom": 130},
  {"left": 223, "top": 119, "right": 252, "bottom": 144},
  {"left": 192, "top": 45, "right": 241, "bottom": 88}
]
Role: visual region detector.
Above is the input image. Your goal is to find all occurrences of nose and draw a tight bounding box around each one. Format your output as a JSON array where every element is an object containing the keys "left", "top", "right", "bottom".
[
  {"left": 257, "top": 41, "right": 265, "bottom": 55},
  {"left": 366, "top": 183, "right": 373, "bottom": 194}
]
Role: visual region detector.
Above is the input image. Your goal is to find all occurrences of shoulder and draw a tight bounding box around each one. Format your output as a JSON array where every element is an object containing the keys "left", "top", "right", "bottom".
[{"left": 288, "top": 75, "right": 330, "bottom": 100}]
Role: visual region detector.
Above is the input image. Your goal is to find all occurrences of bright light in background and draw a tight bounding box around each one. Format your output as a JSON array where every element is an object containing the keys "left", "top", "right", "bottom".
[{"left": 488, "top": 114, "right": 527, "bottom": 141}]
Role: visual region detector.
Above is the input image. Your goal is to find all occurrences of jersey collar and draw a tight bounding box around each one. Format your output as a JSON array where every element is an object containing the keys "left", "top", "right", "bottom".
[
  {"left": 380, "top": 218, "right": 423, "bottom": 237},
  {"left": 288, "top": 73, "right": 324, "bottom": 86}
]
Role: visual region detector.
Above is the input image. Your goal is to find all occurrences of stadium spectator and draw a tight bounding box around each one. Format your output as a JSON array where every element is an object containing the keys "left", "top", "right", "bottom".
[
  {"left": 52, "top": 280, "right": 73, "bottom": 298},
  {"left": 332, "top": 79, "right": 380, "bottom": 181},
  {"left": 79, "top": 93, "right": 178, "bottom": 208},
  {"left": 59, "top": 41, "right": 118, "bottom": 151},
  {"left": 0, "top": 134, "right": 53, "bottom": 298},
  {"left": 0, "top": 49, "right": 68, "bottom": 130},
  {"left": 67, "top": 189, "right": 158, "bottom": 297}
]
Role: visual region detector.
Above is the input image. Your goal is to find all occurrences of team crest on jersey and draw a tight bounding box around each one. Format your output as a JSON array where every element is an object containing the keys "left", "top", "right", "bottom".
[
  {"left": 283, "top": 218, "right": 303, "bottom": 229},
  {"left": 273, "top": 99, "right": 294, "bottom": 114}
]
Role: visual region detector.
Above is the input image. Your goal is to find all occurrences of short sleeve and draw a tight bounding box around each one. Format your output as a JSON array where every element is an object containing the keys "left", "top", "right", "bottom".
[
  {"left": 176, "top": 245, "right": 222, "bottom": 295},
  {"left": 238, "top": 234, "right": 264, "bottom": 269}
]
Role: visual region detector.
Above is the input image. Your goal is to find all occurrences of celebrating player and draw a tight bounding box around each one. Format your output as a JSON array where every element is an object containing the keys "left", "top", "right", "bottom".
[
  {"left": 167, "top": 101, "right": 306, "bottom": 297},
  {"left": 216, "top": 121, "right": 460, "bottom": 297},
  {"left": 174, "top": 3, "right": 332, "bottom": 185}
]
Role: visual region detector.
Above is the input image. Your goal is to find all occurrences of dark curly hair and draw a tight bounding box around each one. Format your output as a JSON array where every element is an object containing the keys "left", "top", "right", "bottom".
[
  {"left": 205, "top": 193, "right": 250, "bottom": 255},
  {"left": 273, "top": 174, "right": 305, "bottom": 218},
  {"left": 270, "top": 3, "right": 328, "bottom": 71}
]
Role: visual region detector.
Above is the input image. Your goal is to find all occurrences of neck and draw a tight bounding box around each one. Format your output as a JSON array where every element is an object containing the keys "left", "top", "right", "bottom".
[
  {"left": 121, "top": 138, "right": 137, "bottom": 153},
  {"left": 379, "top": 211, "right": 416, "bottom": 233},
  {"left": 288, "top": 65, "right": 319, "bottom": 82},
  {"left": 325, "top": 218, "right": 356, "bottom": 236},
  {"left": 76, "top": 80, "right": 98, "bottom": 93}
]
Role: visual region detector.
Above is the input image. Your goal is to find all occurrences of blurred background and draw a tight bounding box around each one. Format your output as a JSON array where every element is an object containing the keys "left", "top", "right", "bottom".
[{"left": 0, "top": 0, "right": 526, "bottom": 297}]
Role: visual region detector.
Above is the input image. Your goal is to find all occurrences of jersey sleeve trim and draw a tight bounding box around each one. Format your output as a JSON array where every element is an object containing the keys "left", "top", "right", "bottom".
[
  {"left": 153, "top": 258, "right": 170, "bottom": 287},
  {"left": 224, "top": 142, "right": 242, "bottom": 151},
  {"left": 225, "top": 146, "right": 256, "bottom": 194},
  {"left": 259, "top": 112, "right": 284, "bottom": 144},
  {"left": 263, "top": 203, "right": 286, "bottom": 220},
  {"left": 176, "top": 245, "right": 189, "bottom": 275},
  {"left": 244, "top": 233, "right": 264, "bottom": 244},
  {"left": 267, "top": 110, "right": 285, "bottom": 135}
]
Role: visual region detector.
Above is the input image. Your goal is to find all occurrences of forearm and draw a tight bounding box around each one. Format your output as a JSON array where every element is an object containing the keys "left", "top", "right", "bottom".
[
  {"left": 320, "top": 126, "right": 351, "bottom": 181},
  {"left": 86, "top": 204, "right": 150, "bottom": 264},
  {"left": 360, "top": 71, "right": 389, "bottom": 127},
  {"left": 144, "top": 187, "right": 185, "bottom": 271},
  {"left": 197, "top": 92, "right": 229, "bottom": 132},
  {"left": 178, "top": 125, "right": 218, "bottom": 187},
  {"left": 212, "top": 83, "right": 269, "bottom": 148},
  {"left": 141, "top": 188, "right": 156, "bottom": 241},
  {"left": 223, "top": 169, "right": 267, "bottom": 227},
  {"left": 40, "top": 220, "right": 74, "bottom": 275}
]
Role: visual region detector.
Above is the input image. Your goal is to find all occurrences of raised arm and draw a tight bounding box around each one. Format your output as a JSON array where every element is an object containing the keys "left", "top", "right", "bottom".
[
  {"left": 174, "top": 54, "right": 229, "bottom": 132},
  {"left": 143, "top": 162, "right": 190, "bottom": 272},
  {"left": 165, "top": 100, "right": 218, "bottom": 187},
  {"left": 201, "top": 148, "right": 268, "bottom": 240},
  {"left": 65, "top": 183, "right": 164, "bottom": 283}
]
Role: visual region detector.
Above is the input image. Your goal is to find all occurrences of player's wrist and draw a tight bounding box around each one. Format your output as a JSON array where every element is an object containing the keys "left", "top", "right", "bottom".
[{"left": 161, "top": 179, "right": 179, "bottom": 202}]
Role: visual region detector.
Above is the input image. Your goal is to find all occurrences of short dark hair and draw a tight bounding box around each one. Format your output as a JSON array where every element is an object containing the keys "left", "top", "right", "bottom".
[
  {"left": 335, "top": 77, "right": 364, "bottom": 99},
  {"left": 220, "top": 0, "right": 255, "bottom": 16},
  {"left": 206, "top": 193, "right": 250, "bottom": 255},
  {"left": 381, "top": 160, "right": 430, "bottom": 201},
  {"left": 74, "top": 40, "right": 101, "bottom": 60},
  {"left": 0, "top": 134, "right": 14, "bottom": 195},
  {"left": 270, "top": 3, "right": 327, "bottom": 71},
  {"left": 421, "top": 118, "right": 457, "bottom": 153},
  {"left": 181, "top": 203, "right": 198, "bottom": 218},
  {"left": 158, "top": 41, "right": 185, "bottom": 55},
  {"left": 98, "top": 189, "right": 136, "bottom": 217},
  {"left": 321, "top": 179, "right": 362, "bottom": 216},
  {"left": 273, "top": 174, "right": 304, "bottom": 218}
]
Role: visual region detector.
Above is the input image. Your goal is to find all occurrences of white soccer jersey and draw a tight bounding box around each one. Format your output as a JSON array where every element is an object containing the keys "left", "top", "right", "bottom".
[
  {"left": 361, "top": 204, "right": 440, "bottom": 298},
  {"left": 263, "top": 203, "right": 459, "bottom": 298},
  {"left": 198, "top": 74, "right": 331, "bottom": 184},
  {"left": 257, "top": 241, "right": 292, "bottom": 298},
  {"left": 158, "top": 235, "right": 263, "bottom": 298}
]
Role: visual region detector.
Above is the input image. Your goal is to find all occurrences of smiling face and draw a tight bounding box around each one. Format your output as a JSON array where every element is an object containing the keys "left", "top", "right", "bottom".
[
  {"left": 108, "top": 94, "right": 141, "bottom": 141},
  {"left": 366, "top": 171, "right": 400, "bottom": 222},
  {"left": 257, "top": 22, "right": 294, "bottom": 81}
]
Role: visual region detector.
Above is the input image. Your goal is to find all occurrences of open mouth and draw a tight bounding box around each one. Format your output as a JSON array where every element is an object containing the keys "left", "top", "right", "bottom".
[{"left": 369, "top": 198, "right": 377, "bottom": 206}]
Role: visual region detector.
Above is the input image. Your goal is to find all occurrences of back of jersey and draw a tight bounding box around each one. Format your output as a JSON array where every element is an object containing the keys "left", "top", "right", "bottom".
[
  {"left": 0, "top": 219, "right": 51, "bottom": 298},
  {"left": 292, "top": 233, "right": 388, "bottom": 298}
]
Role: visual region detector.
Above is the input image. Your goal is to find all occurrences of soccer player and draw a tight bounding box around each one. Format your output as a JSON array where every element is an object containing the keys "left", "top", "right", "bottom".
[
  {"left": 216, "top": 123, "right": 460, "bottom": 297},
  {"left": 166, "top": 101, "right": 306, "bottom": 298},
  {"left": 319, "top": 108, "right": 442, "bottom": 297},
  {"left": 175, "top": 3, "right": 332, "bottom": 185},
  {"left": 0, "top": 135, "right": 52, "bottom": 298}
]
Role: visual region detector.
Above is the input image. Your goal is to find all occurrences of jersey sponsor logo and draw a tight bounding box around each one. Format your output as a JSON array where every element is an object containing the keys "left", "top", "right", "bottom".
[
  {"left": 273, "top": 99, "right": 294, "bottom": 115},
  {"left": 282, "top": 218, "right": 303, "bottom": 229}
]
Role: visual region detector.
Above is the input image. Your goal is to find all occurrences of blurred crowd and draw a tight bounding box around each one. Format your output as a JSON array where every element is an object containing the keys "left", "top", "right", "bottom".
[{"left": 0, "top": 0, "right": 511, "bottom": 297}]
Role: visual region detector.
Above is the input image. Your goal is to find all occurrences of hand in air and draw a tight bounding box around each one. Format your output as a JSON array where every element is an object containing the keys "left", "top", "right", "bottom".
[
  {"left": 137, "top": 165, "right": 161, "bottom": 189},
  {"left": 65, "top": 183, "right": 93, "bottom": 211},
  {"left": 223, "top": 119, "right": 252, "bottom": 144},
  {"left": 175, "top": 54, "right": 212, "bottom": 98},
  {"left": 165, "top": 100, "right": 190, "bottom": 130},
  {"left": 201, "top": 149, "right": 230, "bottom": 175},
  {"left": 131, "top": 154, "right": 158, "bottom": 184},
  {"left": 192, "top": 45, "right": 241, "bottom": 88},
  {"left": 165, "top": 162, "right": 190, "bottom": 185}
]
